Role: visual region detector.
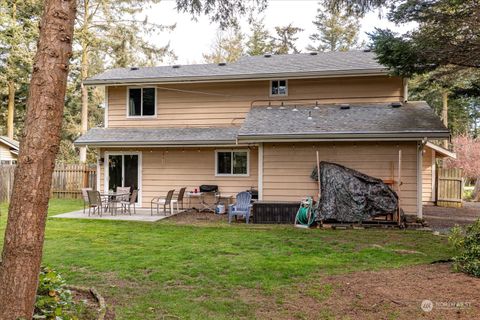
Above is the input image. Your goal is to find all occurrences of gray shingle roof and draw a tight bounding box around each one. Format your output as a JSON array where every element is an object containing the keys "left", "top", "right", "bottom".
[
  {"left": 84, "top": 51, "right": 386, "bottom": 85},
  {"left": 238, "top": 101, "right": 450, "bottom": 140},
  {"left": 0, "top": 136, "right": 19, "bottom": 150},
  {"left": 75, "top": 127, "right": 239, "bottom": 146},
  {"left": 76, "top": 101, "right": 449, "bottom": 146}
]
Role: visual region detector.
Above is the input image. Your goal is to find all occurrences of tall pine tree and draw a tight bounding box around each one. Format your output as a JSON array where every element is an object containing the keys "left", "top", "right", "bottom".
[
  {"left": 306, "top": 2, "right": 362, "bottom": 52},
  {"left": 270, "top": 23, "right": 303, "bottom": 54},
  {"left": 0, "top": 0, "right": 42, "bottom": 139},
  {"left": 246, "top": 17, "right": 272, "bottom": 56},
  {"left": 75, "top": 0, "right": 175, "bottom": 162},
  {"left": 203, "top": 25, "right": 245, "bottom": 63}
]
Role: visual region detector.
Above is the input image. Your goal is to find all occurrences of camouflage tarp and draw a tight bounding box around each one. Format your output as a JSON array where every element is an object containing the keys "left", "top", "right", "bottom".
[{"left": 315, "top": 162, "right": 398, "bottom": 222}]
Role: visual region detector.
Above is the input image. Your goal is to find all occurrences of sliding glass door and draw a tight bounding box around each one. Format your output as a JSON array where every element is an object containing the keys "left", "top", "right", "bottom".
[{"left": 106, "top": 153, "right": 140, "bottom": 202}]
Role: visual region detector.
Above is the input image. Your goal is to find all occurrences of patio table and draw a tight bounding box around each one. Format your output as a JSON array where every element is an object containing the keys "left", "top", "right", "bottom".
[{"left": 100, "top": 192, "right": 130, "bottom": 215}]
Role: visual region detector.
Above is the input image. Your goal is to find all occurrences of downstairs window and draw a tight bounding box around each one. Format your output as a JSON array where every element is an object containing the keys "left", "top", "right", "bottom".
[{"left": 216, "top": 150, "right": 249, "bottom": 176}]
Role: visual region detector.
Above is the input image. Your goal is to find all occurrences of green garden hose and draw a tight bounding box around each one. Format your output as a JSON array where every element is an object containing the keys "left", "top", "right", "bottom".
[{"left": 295, "top": 197, "right": 316, "bottom": 227}]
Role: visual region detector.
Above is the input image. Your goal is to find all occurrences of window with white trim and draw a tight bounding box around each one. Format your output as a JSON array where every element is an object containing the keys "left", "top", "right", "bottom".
[
  {"left": 216, "top": 150, "right": 249, "bottom": 176},
  {"left": 128, "top": 87, "right": 156, "bottom": 117},
  {"left": 270, "top": 80, "right": 288, "bottom": 96}
]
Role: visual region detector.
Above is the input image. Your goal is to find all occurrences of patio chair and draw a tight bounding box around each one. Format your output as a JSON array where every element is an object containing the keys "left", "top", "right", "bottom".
[
  {"left": 171, "top": 187, "right": 186, "bottom": 212},
  {"left": 151, "top": 189, "right": 175, "bottom": 216},
  {"left": 121, "top": 189, "right": 138, "bottom": 215},
  {"left": 115, "top": 187, "right": 131, "bottom": 214},
  {"left": 228, "top": 191, "right": 253, "bottom": 224},
  {"left": 116, "top": 187, "right": 131, "bottom": 201},
  {"left": 87, "top": 190, "right": 104, "bottom": 217},
  {"left": 81, "top": 187, "right": 92, "bottom": 214}
]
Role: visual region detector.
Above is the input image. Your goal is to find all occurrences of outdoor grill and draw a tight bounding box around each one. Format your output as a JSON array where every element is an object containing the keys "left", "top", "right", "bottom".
[{"left": 199, "top": 185, "right": 218, "bottom": 193}]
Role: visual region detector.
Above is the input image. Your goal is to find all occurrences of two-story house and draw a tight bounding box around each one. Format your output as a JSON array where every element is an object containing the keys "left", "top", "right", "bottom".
[{"left": 76, "top": 51, "right": 453, "bottom": 218}]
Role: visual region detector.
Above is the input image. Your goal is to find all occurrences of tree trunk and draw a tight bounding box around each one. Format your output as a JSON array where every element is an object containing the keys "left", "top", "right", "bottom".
[
  {"left": 79, "top": 64, "right": 88, "bottom": 162},
  {"left": 0, "top": 1, "right": 76, "bottom": 318},
  {"left": 7, "top": 81, "right": 15, "bottom": 139},
  {"left": 473, "top": 177, "right": 480, "bottom": 202},
  {"left": 79, "top": 2, "right": 89, "bottom": 163},
  {"left": 442, "top": 91, "right": 448, "bottom": 149}
]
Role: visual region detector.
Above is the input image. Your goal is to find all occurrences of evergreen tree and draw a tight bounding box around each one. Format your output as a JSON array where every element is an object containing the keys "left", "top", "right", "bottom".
[
  {"left": 203, "top": 25, "right": 245, "bottom": 63},
  {"left": 74, "top": 0, "right": 176, "bottom": 162},
  {"left": 0, "top": 0, "right": 42, "bottom": 139},
  {"left": 306, "top": 2, "right": 362, "bottom": 52},
  {"left": 246, "top": 17, "right": 272, "bottom": 56},
  {"left": 270, "top": 23, "right": 303, "bottom": 54}
]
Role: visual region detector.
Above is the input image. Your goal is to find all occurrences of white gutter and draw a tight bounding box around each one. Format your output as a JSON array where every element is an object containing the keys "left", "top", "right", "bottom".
[
  {"left": 0, "top": 138, "right": 19, "bottom": 151},
  {"left": 74, "top": 143, "right": 254, "bottom": 148},
  {"left": 237, "top": 131, "right": 451, "bottom": 143},
  {"left": 425, "top": 141, "right": 456, "bottom": 159}
]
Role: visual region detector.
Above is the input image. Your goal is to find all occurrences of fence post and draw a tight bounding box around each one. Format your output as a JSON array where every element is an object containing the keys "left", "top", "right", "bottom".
[{"left": 83, "top": 163, "right": 89, "bottom": 188}]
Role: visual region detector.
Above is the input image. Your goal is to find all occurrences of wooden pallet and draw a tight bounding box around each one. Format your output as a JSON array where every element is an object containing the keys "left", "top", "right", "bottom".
[{"left": 318, "top": 220, "right": 403, "bottom": 229}]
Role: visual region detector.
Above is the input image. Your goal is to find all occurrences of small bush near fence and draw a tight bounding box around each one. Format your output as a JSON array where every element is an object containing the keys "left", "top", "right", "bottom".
[
  {"left": 0, "top": 163, "right": 96, "bottom": 202},
  {"left": 449, "top": 220, "right": 480, "bottom": 277}
]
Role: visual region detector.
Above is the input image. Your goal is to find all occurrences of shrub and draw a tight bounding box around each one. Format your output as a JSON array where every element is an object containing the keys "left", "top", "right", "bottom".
[
  {"left": 34, "top": 266, "right": 78, "bottom": 320},
  {"left": 449, "top": 220, "right": 480, "bottom": 277}
]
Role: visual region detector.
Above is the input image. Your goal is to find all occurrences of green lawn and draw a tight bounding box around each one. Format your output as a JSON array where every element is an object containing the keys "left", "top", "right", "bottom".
[{"left": 0, "top": 199, "right": 454, "bottom": 319}]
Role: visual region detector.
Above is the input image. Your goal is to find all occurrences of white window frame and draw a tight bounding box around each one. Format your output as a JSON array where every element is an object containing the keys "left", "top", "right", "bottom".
[
  {"left": 104, "top": 151, "right": 142, "bottom": 205},
  {"left": 215, "top": 149, "right": 250, "bottom": 177},
  {"left": 270, "top": 79, "right": 288, "bottom": 97},
  {"left": 126, "top": 87, "right": 157, "bottom": 118}
]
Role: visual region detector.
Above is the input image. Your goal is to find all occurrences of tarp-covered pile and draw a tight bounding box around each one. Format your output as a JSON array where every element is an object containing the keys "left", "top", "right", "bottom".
[{"left": 313, "top": 162, "right": 398, "bottom": 222}]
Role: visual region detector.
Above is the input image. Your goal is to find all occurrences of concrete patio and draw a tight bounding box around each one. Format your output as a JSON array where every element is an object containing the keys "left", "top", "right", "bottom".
[{"left": 52, "top": 208, "right": 182, "bottom": 222}]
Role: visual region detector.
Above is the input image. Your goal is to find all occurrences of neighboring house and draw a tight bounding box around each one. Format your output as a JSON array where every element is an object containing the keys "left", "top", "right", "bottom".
[
  {"left": 76, "top": 51, "right": 453, "bottom": 218},
  {"left": 0, "top": 136, "right": 19, "bottom": 165}
]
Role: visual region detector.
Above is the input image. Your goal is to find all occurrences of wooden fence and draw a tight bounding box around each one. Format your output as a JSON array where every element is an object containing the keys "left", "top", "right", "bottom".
[
  {"left": 437, "top": 167, "right": 463, "bottom": 208},
  {"left": 0, "top": 163, "right": 96, "bottom": 202}
]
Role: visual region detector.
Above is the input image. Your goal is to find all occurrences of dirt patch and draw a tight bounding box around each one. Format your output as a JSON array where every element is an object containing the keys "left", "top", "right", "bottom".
[
  {"left": 251, "top": 263, "right": 480, "bottom": 320},
  {"left": 71, "top": 288, "right": 102, "bottom": 320},
  {"left": 164, "top": 210, "right": 229, "bottom": 225}
]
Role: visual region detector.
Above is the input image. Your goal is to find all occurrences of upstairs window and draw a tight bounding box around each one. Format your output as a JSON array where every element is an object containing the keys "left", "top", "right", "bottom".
[
  {"left": 128, "top": 87, "right": 156, "bottom": 117},
  {"left": 216, "top": 150, "right": 249, "bottom": 176},
  {"left": 270, "top": 80, "right": 288, "bottom": 96}
]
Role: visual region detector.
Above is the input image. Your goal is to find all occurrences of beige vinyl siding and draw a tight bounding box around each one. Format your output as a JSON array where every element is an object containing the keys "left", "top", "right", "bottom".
[
  {"left": 107, "top": 76, "right": 403, "bottom": 128},
  {"left": 262, "top": 142, "right": 418, "bottom": 215},
  {"left": 100, "top": 147, "right": 258, "bottom": 208},
  {"left": 0, "top": 143, "right": 17, "bottom": 162},
  {"left": 422, "top": 146, "right": 435, "bottom": 204}
]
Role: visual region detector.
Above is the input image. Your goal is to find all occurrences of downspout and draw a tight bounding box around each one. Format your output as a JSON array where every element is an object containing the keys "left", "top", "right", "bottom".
[
  {"left": 96, "top": 148, "right": 101, "bottom": 191},
  {"left": 403, "top": 78, "right": 409, "bottom": 102},
  {"left": 258, "top": 143, "right": 264, "bottom": 200},
  {"left": 104, "top": 86, "right": 109, "bottom": 128},
  {"left": 417, "top": 139, "right": 427, "bottom": 219}
]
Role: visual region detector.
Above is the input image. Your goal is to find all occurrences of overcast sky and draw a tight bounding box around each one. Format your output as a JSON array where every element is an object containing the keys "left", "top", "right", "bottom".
[{"left": 148, "top": 0, "right": 416, "bottom": 65}]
